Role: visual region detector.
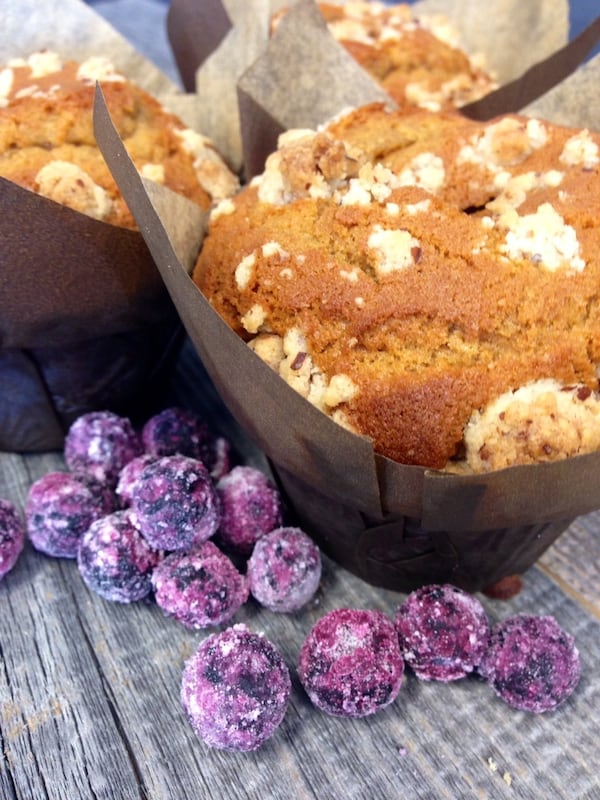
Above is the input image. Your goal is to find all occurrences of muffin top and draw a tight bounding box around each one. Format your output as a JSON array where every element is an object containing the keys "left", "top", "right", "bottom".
[
  {"left": 0, "top": 51, "right": 239, "bottom": 227},
  {"left": 194, "top": 103, "right": 600, "bottom": 471},
  {"left": 272, "top": 1, "right": 497, "bottom": 111}
]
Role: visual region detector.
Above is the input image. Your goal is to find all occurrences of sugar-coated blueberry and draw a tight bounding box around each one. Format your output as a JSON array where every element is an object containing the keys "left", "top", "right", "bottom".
[
  {"left": 480, "top": 614, "right": 580, "bottom": 713},
  {"left": 64, "top": 411, "right": 142, "bottom": 486},
  {"left": 395, "top": 584, "right": 490, "bottom": 681},
  {"left": 26, "top": 471, "right": 116, "bottom": 558},
  {"left": 216, "top": 466, "right": 282, "bottom": 554},
  {"left": 130, "top": 455, "right": 220, "bottom": 551},
  {"left": 152, "top": 541, "right": 248, "bottom": 628},
  {"left": 0, "top": 499, "right": 25, "bottom": 579},
  {"left": 298, "top": 608, "right": 404, "bottom": 718},
  {"left": 78, "top": 509, "right": 161, "bottom": 603},
  {"left": 247, "top": 527, "right": 321, "bottom": 612},
  {"left": 181, "top": 624, "right": 291, "bottom": 751}
]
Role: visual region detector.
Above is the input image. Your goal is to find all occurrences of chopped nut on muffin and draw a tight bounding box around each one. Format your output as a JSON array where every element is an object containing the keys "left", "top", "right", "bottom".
[
  {"left": 194, "top": 104, "right": 600, "bottom": 471},
  {"left": 0, "top": 51, "right": 239, "bottom": 227}
]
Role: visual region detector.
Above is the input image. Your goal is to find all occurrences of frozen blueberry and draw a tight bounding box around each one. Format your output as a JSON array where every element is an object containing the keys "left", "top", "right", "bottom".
[
  {"left": 142, "top": 407, "right": 232, "bottom": 480},
  {"left": 141, "top": 407, "right": 211, "bottom": 460},
  {"left": 26, "top": 471, "right": 117, "bottom": 559},
  {"left": 395, "top": 584, "right": 490, "bottom": 681},
  {"left": 0, "top": 499, "right": 25, "bottom": 579},
  {"left": 115, "top": 453, "right": 159, "bottom": 507},
  {"left": 181, "top": 623, "right": 291, "bottom": 751},
  {"left": 64, "top": 411, "right": 142, "bottom": 486},
  {"left": 77, "top": 509, "right": 161, "bottom": 603},
  {"left": 298, "top": 608, "right": 404, "bottom": 718},
  {"left": 246, "top": 527, "right": 321, "bottom": 612},
  {"left": 152, "top": 540, "right": 248, "bottom": 629},
  {"left": 216, "top": 466, "right": 282, "bottom": 554},
  {"left": 480, "top": 614, "right": 581, "bottom": 713},
  {"left": 130, "top": 455, "right": 220, "bottom": 551}
]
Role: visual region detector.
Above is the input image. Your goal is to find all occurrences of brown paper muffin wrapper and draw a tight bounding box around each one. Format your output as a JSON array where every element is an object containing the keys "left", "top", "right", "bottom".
[
  {"left": 95, "top": 2, "right": 600, "bottom": 591},
  {"left": 0, "top": 0, "right": 201, "bottom": 452}
]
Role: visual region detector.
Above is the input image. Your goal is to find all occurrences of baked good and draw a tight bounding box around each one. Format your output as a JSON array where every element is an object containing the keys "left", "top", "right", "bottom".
[
  {"left": 272, "top": 1, "right": 496, "bottom": 111},
  {"left": 395, "top": 584, "right": 490, "bottom": 681},
  {"left": 194, "top": 103, "right": 600, "bottom": 471},
  {"left": 0, "top": 51, "right": 239, "bottom": 227},
  {"left": 181, "top": 623, "right": 291, "bottom": 751}
]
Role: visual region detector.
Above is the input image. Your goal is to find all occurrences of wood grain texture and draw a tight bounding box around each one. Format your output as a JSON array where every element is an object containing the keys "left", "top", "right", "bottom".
[{"left": 1, "top": 339, "right": 599, "bottom": 800}]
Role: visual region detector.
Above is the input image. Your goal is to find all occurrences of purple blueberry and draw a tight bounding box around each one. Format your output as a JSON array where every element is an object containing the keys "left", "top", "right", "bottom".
[
  {"left": 216, "top": 466, "right": 282, "bottom": 554},
  {"left": 141, "top": 407, "right": 232, "bottom": 480},
  {"left": 298, "top": 608, "right": 404, "bottom": 718},
  {"left": 152, "top": 540, "right": 248, "bottom": 629},
  {"left": 26, "top": 471, "right": 116, "bottom": 558},
  {"left": 129, "top": 455, "right": 220, "bottom": 551},
  {"left": 395, "top": 584, "right": 490, "bottom": 681},
  {"left": 115, "top": 453, "right": 158, "bottom": 507},
  {"left": 181, "top": 624, "right": 291, "bottom": 751},
  {"left": 141, "top": 407, "right": 211, "bottom": 460},
  {"left": 77, "top": 509, "right": 161, "bottom": 603},
  {"left": 247, "top": 527, "right": 321, "bottom": 612},
  {"left": 64, "top": 411, "right": 142, "bottom": 486},
  {"left": 480, "top": 614, "right": 580, "bottom": 713},
  {"left": 0, "top": 499, "right": 25, "bottom": 579}
]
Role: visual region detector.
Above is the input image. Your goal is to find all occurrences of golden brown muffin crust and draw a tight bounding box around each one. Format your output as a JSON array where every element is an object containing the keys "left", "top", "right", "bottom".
[
  {"left": 195, "top": 105, "right": 600, "bottom": 469},
  {"left": 0, "top": 54, "right": 238, "bottom": 228}
]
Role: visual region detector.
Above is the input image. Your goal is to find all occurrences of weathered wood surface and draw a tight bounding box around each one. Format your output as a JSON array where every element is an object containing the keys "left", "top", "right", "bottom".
[{"left": 1, "top": 338, "right": 599, "bottom": 800}]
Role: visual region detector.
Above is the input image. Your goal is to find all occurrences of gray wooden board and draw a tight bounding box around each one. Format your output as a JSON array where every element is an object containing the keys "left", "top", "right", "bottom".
[{"left": 1, "top": 339, "right": 599, "bottom": 800}]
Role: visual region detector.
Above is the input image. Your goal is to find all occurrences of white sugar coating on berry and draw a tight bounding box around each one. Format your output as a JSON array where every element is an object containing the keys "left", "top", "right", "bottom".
[
  {"left": 64, "top": 411, "right": 143, "bottom": 486},
  {"left": 395, "top": 584, "right": 490, "bottom": 681},
  {"left": 77, "top": 510, "right": 161, "bottom": 603},
  {"left": 297, "top": 608, "right": 404, "bottom": 718},
  {"left": 480, "top": 614, "right": 581, "bottom": 713},
  {"left": 216, "top": 466, "right": 282, "bottom": 554},
  {"left": 0, "top": 499, "right": 25, "bottom": 579},
  {"left": 181, "top": 623, "right": 291, "bottom": 751},
  {"left": 151, "top": 540, "right": 248, "bottom": 629},
  {"left": 129, "top": 455, "right": 220, "bottom": 551},
  {"left": 26, "top": 471, "right": 117, "bottom": 559},
  {"left": 115, "top": 454, "right": 159, "bottom": 506},
  {"left": 246, "top": 527, "right": 321, "bottom": 612}
]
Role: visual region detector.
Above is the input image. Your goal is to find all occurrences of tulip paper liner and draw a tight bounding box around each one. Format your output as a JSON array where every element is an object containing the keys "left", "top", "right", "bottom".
[
  {"left": 166, "top": 0, "right": 579, "bottom": 178},
  {"left": 95, "top": 82, "right": 600, "bottom": 592},
  {"left": 0, "top": 0, "right": 208, "bottom": 452}
]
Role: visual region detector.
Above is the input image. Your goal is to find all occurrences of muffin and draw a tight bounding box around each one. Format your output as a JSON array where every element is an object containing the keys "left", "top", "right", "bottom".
[
  {"left": 0, "top": 51, "right": 239, "bottom": 226},
  {"left": 0, "top": 51, "right": 239, "bottom": 452},
  {"left": 194, "top": 103, "right": 600, "bottom": 472},
  {"left": 271, "top": 1, "right": 497, "bottom": 111}
]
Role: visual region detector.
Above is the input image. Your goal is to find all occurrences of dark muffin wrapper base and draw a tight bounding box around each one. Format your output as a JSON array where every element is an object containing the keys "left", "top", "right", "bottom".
[{"left": 273, "top": 463, "right": 573, "bottom": 593}]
